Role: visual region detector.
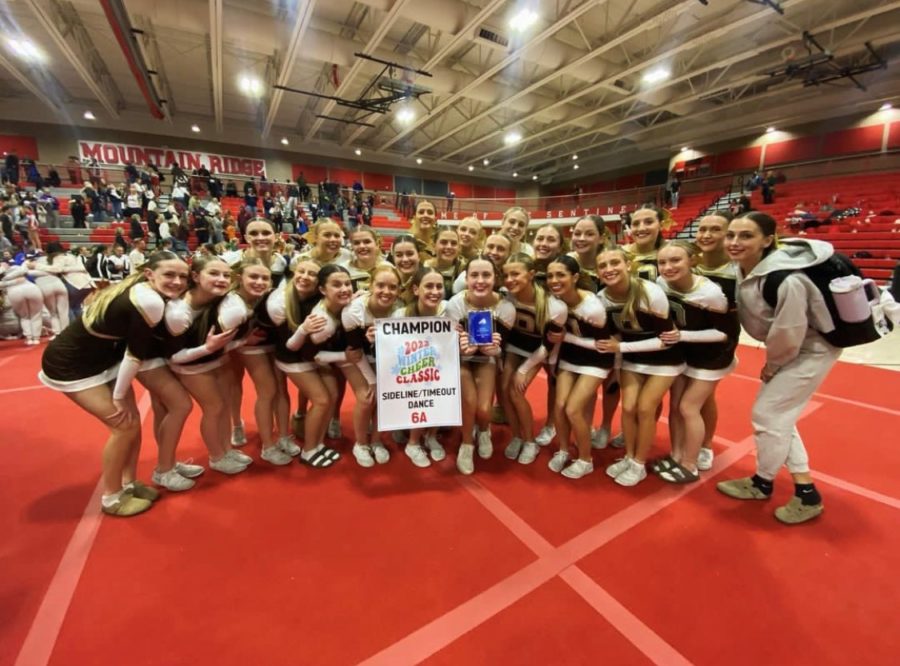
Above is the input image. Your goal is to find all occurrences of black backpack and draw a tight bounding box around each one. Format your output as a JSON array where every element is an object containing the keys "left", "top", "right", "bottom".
[{"left": 762, "top": 253, "right": 882, "bottom": 348}]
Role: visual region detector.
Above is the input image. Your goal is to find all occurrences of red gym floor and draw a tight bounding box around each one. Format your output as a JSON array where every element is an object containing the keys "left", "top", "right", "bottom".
[{"left": 2, "top": 342, "right": 900, "bottom": 666}]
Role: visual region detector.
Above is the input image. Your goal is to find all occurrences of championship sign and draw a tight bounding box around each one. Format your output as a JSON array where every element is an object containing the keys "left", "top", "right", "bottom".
[{"left": 375, "top": 317, "right": 461, "bottom": 431}]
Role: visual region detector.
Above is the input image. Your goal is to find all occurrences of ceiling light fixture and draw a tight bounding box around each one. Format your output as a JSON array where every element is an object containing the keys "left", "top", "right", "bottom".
[
  {"left": 880, "top": 102, "right": 893, "bottom": 111},
  {"left": 415, "top": 158, "right": 423, "bottom": 165},
  {"left": 191, "top": 124, "right": 200, "bottom": 133},
  {"left": 681, "top": 146, "right": 689, "bottom": 152},
  {"left": 281, "top": 137, "right": 289, "bottom": 145},
  {"left": 573, "top": 164, "right": 579, "bottom": 170},
  {"left": 766, "top": 126, "right": 776, "bottom": 133},
  {"left": 512, "top": 172, "right": 518, "bottom": 177},
  {"left": 509, "top": 8, "right": 539, "bottom": 32},
  {"left": 532, "top": 175, "right": 538, "bottom": 181},
  {"left": 354, "top": 148, "right": 362, "bottom": 156},
  {"left": 83, "top": 111, "right": 96, "bottom": 121},
  {"left": 7, "top": 38, "right": 43, "bottom": 62},
  {"left": 468, "top": 165, "right": 475, "bottom": 171},
  {"left": 642, "top": 67, "right": 670, "bottom": 84},
  {"left": 483, "top": 158, "right": 490, "bottom": 166},
  {"left": 504, "top": 131, "right": 522, "bottom": 146},
  {"left": 239, "top": 75, "right": 264, "bottom": 97},
  {"left": 396, "top": 107, "right": 415, "bottom": 124},
  {"left": 572, "top": 154, "right": 578, "bottom": 160}
]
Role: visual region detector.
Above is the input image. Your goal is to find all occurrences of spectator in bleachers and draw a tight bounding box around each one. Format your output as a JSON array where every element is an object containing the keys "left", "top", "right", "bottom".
[
  {"left": 69, "top": 195, "right": 87, "bottom": 229},
  {"left": 129, "top": 238, "right": 146, "bottom": 269},
  {"left": 1, "top": 205, "right": 13, "bottom": 244},
  {"left": 244, "top": 179, "right": 258, "bottom": 215},
  {"left": 157, "top": 213, "right": 172, "bottom": 247},
  {"left": 669, "top": 175, "right": 681, "bottom": 208},
  {"left": 124, "top": 161, "right": 138, "bottom": 184},
  {"left": 762, "top": 170, "right": 776, "bottom": 204},
  {"left": 46, "top": 167, "right": 61, "bottom": 188},
  {"left": 225, "top": 180, "right": 238, "bottom": 197},
  {"left": 105, "top": 244, "right": 129, "bottom": 282},
  {"left": 210, "top": 212, "right": 224, "bottom": 244},
  {"left": 128, "top": 214, "right": 145, "bottom": 242},
  {"left": 3, "top": 150, "right": 19, "bottom": 184},
  {"left": 108, "top": 183, "right": 123, "bottom": 220},
  {"left": 66, "top": 156, "right": 82, "bottom": 185}
]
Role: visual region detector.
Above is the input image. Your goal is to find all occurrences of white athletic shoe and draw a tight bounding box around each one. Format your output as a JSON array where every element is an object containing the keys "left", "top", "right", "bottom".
[
  {"left": 609, "top": 433, "right": 625, "bottom": 449},
  {"left": 174, "top": 460, "right": 205, "bottom": 478},
  {"left": 504, "top": 437, "right": 523, "bottom": 460},
  {"left": 210, "top": 456, "right": 249, "bottom": 475},
  {"left": 225, "top": 449, "right": 253, "bottom": 465},
  {"left": 277, "top": 436, "right": 303, "bottom": 457},
  {"left": 152, "top": 468, "right": 195, "bottom": 491},
  {"left": 697, "top": 447, "right": 714, "bottom": 471},
  {"left": 352, "top": 443, "right": 375, "bottom": 468},
  {"left": 535, "top": 426, "right": 556, "bottom": 447},
  {"left": 372, "top": 443, "right": 391, "bottom": 464},
  {"left": 591, "top": 427, "right": 610, "bottom": 449},
  {"left": 476, "top": 430, "right": 493, "bottom": 459},
  {"left": 518, "top": 441, "right": 539, "bottom": 465},
  {"left": 615, "top": 459, "right": 647, "bottom": 487},
  {"left": 457, "top": 444, "right": 475, "bottom": 475},
  {"left": 605, "top": 457, "right": 631, "bottom": 479},
  {"left": 424, "top": 435, "right": 446, "bottom": 462},
  {"left": 548, "top": 450, "right": 569, "bottom": 473},
  {"left": 405, "top": 444, "right": 431, "bottom": 468},
  {"left": 562, "top": 459, "right": 594, "bottom": 479},
  {"left": 261, "top": 446, "right": 293, "bottom": 466}
]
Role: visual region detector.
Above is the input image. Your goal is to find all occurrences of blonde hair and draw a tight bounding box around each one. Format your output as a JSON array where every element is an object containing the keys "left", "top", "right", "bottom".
[
  {"left": 304, "top": 220, "right": 344, "bottom": 262},
  {"left": 404, "top": 266, "right": 441, "bottom": 316},
  {"left": 505, "top": 253, "right": 549, "bottom": 331},
  {"left": 602, "top": 246, "right": 649, "bottom": 328},
  {"left": 285, "top": 258, "right": 322, "bottom": 331},
  {"left": 83, "top": 250, "right": 183, "bottom": 329},
  {"left": 350, "top": 225, "right": 384, "bottom": 263},
  {"left": 409, "top": 199, "right": 437, "bottom": 242}
]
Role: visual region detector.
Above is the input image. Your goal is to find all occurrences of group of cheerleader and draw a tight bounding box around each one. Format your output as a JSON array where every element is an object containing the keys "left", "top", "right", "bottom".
[{"left": 38, "top": 200, "right": 842, "bottom": 524}]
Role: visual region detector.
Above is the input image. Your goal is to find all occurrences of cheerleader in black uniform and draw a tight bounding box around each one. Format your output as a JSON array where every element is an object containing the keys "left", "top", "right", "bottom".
[
  {"left": 597, "top": 247, "right": 684, "bottom": 486},
  {"left": 499, "top": 207, "right": 534, "bottom": 256},
  {"left": 425, "top": 227, "right": 465, "bottom": 298},
  {"left": 545, "top": 255, "right": 614, "bottom": 479},
  {"left": 222, "top": 218, "right": 289, "bottom": 447},
  {"left": 693, "top": 212, "right": 737, "bottom": 471},
  {"left": 451, "top": 233, "right": 512, "bottom": 294},
  {"left": 530, "top": 224, "right": 568, "bottom": 446},
  {"left": 457, "top": 216, "right": 484, "bottom": 262},
  {"left": 531, "top": 224, "right": 566, "bottom": 288},
  {"left": 38, "top": 251, "right": 189, "bottom": 516},
  {"left": 223, "top": 258, "right": 299, "bottom": 465},
  {"left": 501, "top": 254, "right": 567, "bottom": 466},
  {"left": 167, "top": 257, "right": 263, "bottom": 474},
  {"left": 446, "top": 257, "right": 515, "bottom": 475},
  {"left": 341, "top": 265, "right": 401, "bottom": 467},
  {"left": 408, "top": 200, "right": 438, "bottom": 263},
  {"left": 622, "top": 206, "right": 665, "bottom": 281},
  {"left": 568, "top": 215, "right": 607, "bottom": 293},
  {"left": 294, "top": 219, "right": 352, "bottom": 267},
  {"left": 346, "top": 225, "right": 391, "bottom": 293},
  {"left": 268, "top": 263, "right": 351, "bottom": 467},
  {"left": 655, "top": 241, "right": 738, "bottom": 482},
  {"left": 393, "top": 267, "right": 450, "bottom": 467},
  {"left": 390, "top": 235, "right": 421, "bottom": 307}
]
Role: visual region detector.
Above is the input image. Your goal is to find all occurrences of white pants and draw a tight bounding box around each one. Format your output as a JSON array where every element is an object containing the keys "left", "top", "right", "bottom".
[
  {"left": 35, "top": 275, "right": 69, "bottom": 334},
  {"left": 751, "top": 337, "right": 841, "bottom": 480},
  {"left": 6, "top": 281, "right": 44, "bottom": 341}
]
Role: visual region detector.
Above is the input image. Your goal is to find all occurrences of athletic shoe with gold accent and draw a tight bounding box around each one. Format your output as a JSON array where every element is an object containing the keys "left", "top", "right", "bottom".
[
  {"left": 716, "top": 477, "right": 771, "bottom": 500},
  {"left": 128, "top": 480, "right": 160, "bottom": 501},
  {"left": 102, "top": 494, "right": 152, "bottom": 517}
]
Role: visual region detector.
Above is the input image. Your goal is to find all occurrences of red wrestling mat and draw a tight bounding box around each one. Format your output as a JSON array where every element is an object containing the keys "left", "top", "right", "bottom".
[{"left": 2, "top": 341, "right": 899, "bottom": 666}]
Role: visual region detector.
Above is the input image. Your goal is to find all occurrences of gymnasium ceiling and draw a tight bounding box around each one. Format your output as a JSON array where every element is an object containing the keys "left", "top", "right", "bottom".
[{"left": 1, "top": 0, "right": 899, "bottom": 183}]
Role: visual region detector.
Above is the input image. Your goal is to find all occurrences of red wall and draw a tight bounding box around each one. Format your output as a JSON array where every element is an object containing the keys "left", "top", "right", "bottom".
[
  {"left": 715, "top": 146, "right": 762, "bottom": 173},
  {"left": 889, "top": 122, "right": 900, "bottom": 149},
  {"left": 473, "top": 185, "right": 494, "bottom": 199},
  {"left": 0, "top": 135, "right": 40, "bottom": 160},
  {"left": 291, "top": 164, "right": 327, "bottom": 183},
  {"left": 615, "top": 173, "right": 644, "bottom": 189},
  {"left": 330, "top": 168, "right": 362, "bottom": 186},
  {"left": 449, "top": 182, "right": 474, "bottom": 198},
  {"left": 821, "top": 125, "right": 883, "bottom": 156},
  {"left": 363, "top": 172, "right": 393, "bottom": 191},
  {"left": 764, "top": 136, "right": 821, "bottom": 165}
]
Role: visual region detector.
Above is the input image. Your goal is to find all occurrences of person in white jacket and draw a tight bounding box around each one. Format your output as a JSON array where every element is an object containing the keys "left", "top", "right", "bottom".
[{"left": 716, "top": 212, "right": 839, "bottom": 525}]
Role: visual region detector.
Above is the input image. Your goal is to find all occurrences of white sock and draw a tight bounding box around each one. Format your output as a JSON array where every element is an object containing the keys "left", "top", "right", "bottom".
[
  {"left": 301, "top": 443, "right": 324, "bottom": 461},
  {"left": 101, "top": 490, "right": 124, "bottom": 508}
]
